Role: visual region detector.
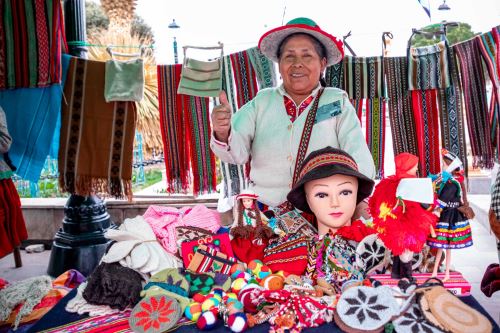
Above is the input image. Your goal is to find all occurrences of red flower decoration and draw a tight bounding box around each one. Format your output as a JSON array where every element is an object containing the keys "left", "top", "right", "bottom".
[{"left": 133, "top": 296, "right": 176, "bottom": 331}]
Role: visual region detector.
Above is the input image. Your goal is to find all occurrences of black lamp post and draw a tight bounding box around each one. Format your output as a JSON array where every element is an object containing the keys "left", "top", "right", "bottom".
[
  {"left": 168, "top": 19, "right": 180, "bottom": 64},
  {"left": 47, "top": 0, "right": 112, "bottom": 278}
]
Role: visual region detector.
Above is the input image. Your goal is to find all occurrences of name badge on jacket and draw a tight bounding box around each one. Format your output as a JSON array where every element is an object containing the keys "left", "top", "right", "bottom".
[{"left": 314, "top": 100, "right": 342, "bottom": 124}]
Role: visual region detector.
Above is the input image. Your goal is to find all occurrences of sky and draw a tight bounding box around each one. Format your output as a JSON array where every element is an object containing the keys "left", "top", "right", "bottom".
[{"left": 133, "top": 0, "right": 500, "bottom": 64}]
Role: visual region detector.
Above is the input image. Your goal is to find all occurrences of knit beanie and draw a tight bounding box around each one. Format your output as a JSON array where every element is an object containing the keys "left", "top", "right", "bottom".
[
  {"left": 395, "top": 153, "right": 419, "bottom": 179},
  {"left": 129, "top": 295, "right": 182, "bottom": 333},
  {"left": 82, "top": 262, "right": 143, "bottom": 311},
  {"left": 0, "top": 276, "right": 52, "bottom": 329},
  {"left": 145, "top": 268, "right": 189, "bottom": 298}
]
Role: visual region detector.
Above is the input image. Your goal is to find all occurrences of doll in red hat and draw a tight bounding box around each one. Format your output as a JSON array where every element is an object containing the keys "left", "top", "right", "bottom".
[{"left": 369, "top": 152, "right": 437, "bottom": 280}]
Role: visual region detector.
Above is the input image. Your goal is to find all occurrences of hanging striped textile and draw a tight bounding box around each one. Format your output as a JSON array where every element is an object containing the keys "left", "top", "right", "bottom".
[
  {"left": 229, "top": 50, "right": 259, "bottom": 108},
  {"left": 477, "top": 30, "right": 500, "bottom": 147},
  {"left": 325, "top": 60, "right": 344, "bottom": 89},
  {"left": 343, "top": 56, "right": 384, "bottom": 99},
  {"left": 350, "top": 99, "right": 363, "bottom": 121},
  {"left": 437, "top": 46, "right": 468, "bottom": 175},
  {"left": 412, "top": 90, "right": 440, "bottom": 177},
  {"left": 157, "top": 64, "right": 191, "bottom": 193},
  {"left": 384, "top": 57, "right": 418, "bottom": 157},
  {"left": 59, "top": 57, "right": 136, "bottom": 199},
  {"left": 366, "top": 98, "right": 386, "bottom": 179},
  {"left": 246, "top": 47, "right": 277, "bottom": 89},
  {"left": 219, "top": 56, "right": 247, "bottom": 199},
  {"left": 183, "top": 95, "right": 217, "bottom": 195},
  {"left": 408, "top": 41, "right": 450, "bottom": 91},
  {"left": 454, "top": 38, "right": 494, "bottom": 169},
  {"left": 0, "top": 0, "right": 66, "bottom": 89}
]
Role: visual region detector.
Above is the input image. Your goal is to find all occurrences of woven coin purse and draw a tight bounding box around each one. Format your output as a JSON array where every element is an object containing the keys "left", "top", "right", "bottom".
[
  {"left": 415, "top": 278, "right": 492, "bottom": 333},
  {"left": 180, "top": 234, "right": 233, "bottom": 268},
  {"left": 333, "top": 285, "right": 401, "bottom": 333},
  {"left": 355, "top": 234, "right": 389, "bottom": 274},
  {"left": 187, "top": 244, "right": 237, "bottom": 274}
]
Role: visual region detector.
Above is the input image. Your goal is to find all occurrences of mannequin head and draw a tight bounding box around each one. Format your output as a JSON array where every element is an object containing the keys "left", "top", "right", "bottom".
[
  {"left": 304, "top": 173, "right": 359, "bottom": 235},
  {"left": 287, "top": 147, "right": 374, "bottom": 236}
]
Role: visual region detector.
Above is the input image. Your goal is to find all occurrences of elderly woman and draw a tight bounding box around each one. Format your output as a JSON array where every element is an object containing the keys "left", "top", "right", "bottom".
[{"left": 210, "top": 17, "right": 375, "bottom": 209}]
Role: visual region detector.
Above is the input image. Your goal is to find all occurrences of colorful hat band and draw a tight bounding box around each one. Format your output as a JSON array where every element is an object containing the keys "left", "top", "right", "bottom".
[{"left": 298, "top": 153, "right": 358, "bottom": 179}]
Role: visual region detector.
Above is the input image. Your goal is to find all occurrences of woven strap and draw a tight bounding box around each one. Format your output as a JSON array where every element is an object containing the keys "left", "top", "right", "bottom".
[{"left": 292, "top": 88, "right": 325, "bottom": 185}]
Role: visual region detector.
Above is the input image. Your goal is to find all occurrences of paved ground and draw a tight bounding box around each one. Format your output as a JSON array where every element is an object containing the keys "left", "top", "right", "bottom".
[{"left": 1, "top": 195, "right": 499, "bottom": 325}]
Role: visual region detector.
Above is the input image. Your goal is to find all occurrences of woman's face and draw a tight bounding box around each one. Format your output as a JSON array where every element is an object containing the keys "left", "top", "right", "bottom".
[
  {"left": 279, "top": 35, "right": 327, "bottom": 101},
  {"left": 304, "top": 173, "right": 358, "bottom": 236}
]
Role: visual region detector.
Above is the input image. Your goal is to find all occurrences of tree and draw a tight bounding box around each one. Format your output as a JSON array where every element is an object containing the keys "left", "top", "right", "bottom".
[
  {"left": 411, "top": 22, "right": 478, "bottom": 47},
  {"left": 85, "top": 1, "right": 154, "bottom": 41}
]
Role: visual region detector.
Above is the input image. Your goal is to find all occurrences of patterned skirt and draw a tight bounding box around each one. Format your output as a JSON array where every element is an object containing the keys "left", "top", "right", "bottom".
[{"left": 427, "top": 219, "right": 473, "bottom": 249}]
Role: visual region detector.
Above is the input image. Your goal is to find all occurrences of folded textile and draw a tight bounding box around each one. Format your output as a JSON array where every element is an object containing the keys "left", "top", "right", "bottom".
[
  {"left": 408, "top": 41, "right": 450, "bottom": 90},
  {"left": 178, "top": 57, "right": 222, "bottom": 97},
  {"left": 66, "top": 282, "right": 124, "bottom": 317},
  {"left": 143, "top": 205, "right": 221, "bottom": 255},
  {"left": 105, "top": 59, "right": 144, "bottom": 102},
  {"left": 102, "top": 216, "right": 182, "bottom": 276},
  {"left": 0, "top": 54, "right": 70, "bottom": 182},
  {"left": 0, "top": 276, "right": 52, "bottom": 329},
  {"left": 58, "top": 56, "right": 137, "bottom": 199}
]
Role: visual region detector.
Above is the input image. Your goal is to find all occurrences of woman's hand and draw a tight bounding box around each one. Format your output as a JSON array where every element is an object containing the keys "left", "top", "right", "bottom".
[{"left": 211, "top": 91, "right": 232, "bottom": 143}]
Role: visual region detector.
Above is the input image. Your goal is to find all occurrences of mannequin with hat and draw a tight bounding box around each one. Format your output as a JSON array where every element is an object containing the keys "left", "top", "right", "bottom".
[
  {"left": 369, "top": 153, "right": 437, "bottom": 281},
  {"left": 210, "top": 17, "right": 375, "bottom": 213},
  {"left": 287, "top": 146, "right": 377, "bottom": 292},
  {"left": 427, "top": 149, "right": 473, "bottom": 281}
]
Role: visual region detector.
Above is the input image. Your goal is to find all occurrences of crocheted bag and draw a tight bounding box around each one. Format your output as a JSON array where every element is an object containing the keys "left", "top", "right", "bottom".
[
  {"left": 183, "top": 270, "right": 232, "bottom": 296},
  {"left": 415, "top": 279, "right": 492, "bottom": 333},
  {"left": 187, "top": 244, "right": 237, "bottom": 274},
  {"left": 129, "top": 295, "right": 181, "bottom": 333},
  {"left": 181, "top": 234, "right": 233, "bottom": 268},
  {"left": 333, "top": 285, "right": 400, "bottom": 333},
  {"left": 355, "top": 234, "right": 389, "bottom": 274},
  {"left": 392, "top": 300, "right": 445, "bottom": 333},
  {"left": 263, "top": 233, "right": 309, "bottom": 275},
  {"left": 275, "top": 210, "right": 317, "bottom": 238}
]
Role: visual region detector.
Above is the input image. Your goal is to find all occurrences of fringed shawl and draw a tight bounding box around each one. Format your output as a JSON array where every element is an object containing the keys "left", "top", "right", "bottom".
[
  {"left": 408, "top": 41, "right": 450, "bottom": 90},
  {"left": 59, "top": 57, "right": 136, "bottom": 199},
  {"left": 454, "top": 37, "right": 494, "bottom": 169},
  {"left": 157, "top": 64, "right": 191, "bottom": 194},
  {"left": 229, "top": 50, "right": 259, "bottom": 108},
  {"left": 0, "top": 0, "right": 66, "bottom": 89},
  {"left": 384, "top": 57, "right": 418, "bottom": 157}
]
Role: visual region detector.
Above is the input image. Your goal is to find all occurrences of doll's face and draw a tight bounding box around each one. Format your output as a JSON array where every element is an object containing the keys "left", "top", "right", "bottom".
[
  {"left": 305, "top": 174, "right": 358, "bottom": 236},
  {"left": 241, "top": 198, "right": 255, "bottom": 209},
  {"left": 408, "top": 163, "right": 419, "bottom": 177}
]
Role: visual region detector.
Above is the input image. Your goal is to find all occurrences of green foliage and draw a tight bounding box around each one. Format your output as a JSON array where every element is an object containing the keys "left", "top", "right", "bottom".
[
  {"left": 85, "top": 1, "right": 154, "bottom": 41},
  {"left": 132, "top": 168, "right": 163, "bottom": 192},
  {"left": 411, "top": 22, "right": 478, "bottom": 47}
]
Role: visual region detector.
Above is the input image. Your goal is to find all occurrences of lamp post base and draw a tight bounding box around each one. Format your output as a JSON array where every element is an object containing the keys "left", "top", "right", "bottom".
[{"left": 47, "top": 195, "right": 112, "bottom": 277}]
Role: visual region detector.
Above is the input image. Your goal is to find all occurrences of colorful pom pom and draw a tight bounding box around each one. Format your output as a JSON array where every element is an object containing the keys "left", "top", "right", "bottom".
[
  {"left": 231, "top": 277, "right": 247, "bottom": 293},
  {"left": 260, "top": 274, "right": 284, "bottom": 290},
  {"left": 201, "top": 297, "right": 220, "bottom": 312},
  {"left": 197, "top": 310, "right": 218, "bottom": 330},
  {"left": 227, "top": 312, "right": 248, "bottom": 332},
  {"left": 185, "top": 302, "right": 202, "bottom": 322}
]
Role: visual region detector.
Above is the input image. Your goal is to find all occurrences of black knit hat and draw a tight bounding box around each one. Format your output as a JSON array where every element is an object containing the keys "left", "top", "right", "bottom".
[{"left": 287, "top": 147, "right": 374, "bottom": 213}]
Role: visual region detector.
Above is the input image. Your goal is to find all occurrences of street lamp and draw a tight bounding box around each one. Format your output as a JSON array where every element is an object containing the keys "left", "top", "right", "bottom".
[
  {"left": 438, "top": 0, "right": 450, "bottom": 11},
  {"left": 168, "top": 19, "right": 180, "bottom": 64}
]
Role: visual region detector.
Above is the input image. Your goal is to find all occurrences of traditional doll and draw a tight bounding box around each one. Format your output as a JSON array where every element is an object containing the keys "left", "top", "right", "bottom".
[
  {"left": 230, "top": 190, "right": 275, "bottom": 264},
  {"left": 428, "top": 149, "right": 473, "bottom": 281},
  {"left": 287, "top": 147, "right": 379, "bottom": 293},
  {"left": 369, "top": 153, "right": 437, "bottom": 280}
]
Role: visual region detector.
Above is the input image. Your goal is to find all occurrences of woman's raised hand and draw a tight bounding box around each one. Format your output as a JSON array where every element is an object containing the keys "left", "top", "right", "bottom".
[{"left": 211, "top": 91, "right": 232, "bottom": 143}]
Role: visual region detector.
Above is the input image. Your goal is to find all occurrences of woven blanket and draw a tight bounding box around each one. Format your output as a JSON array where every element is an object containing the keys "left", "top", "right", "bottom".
[
  {"left": 366, "top": 98, "right": 386, "bottom": 179},
  {"left": 247, "top": 47, "right": 277, "bottom": 89},
  {"left": 437, "top": 46, "right": 468, "bottom": 175},
  {"left": 0, "top": 0, "right": 66, "bottom": 89},
  {"left": 477, "top": 30, "right": 500, "bottom": 147},
  {"left": 219, "top": 56, "right": 247, "bottom": 199},
  {"left": 59, "top": 57, "right": 136, "bottom": 199},
  {"left": 454, "top": 37, "right": 494, "bottom": 169},
  {"left": 157, "top": 64, "right": 190, "bottom": 194},
  {"left": 408, "top": 41, "right": 450, "bottom": 90},
  {"left": 343, "top": 56, "right": 384, "bottom": 99},
  {"left": 229, "top": 50, "right": 258, "bottom": 108},
  {"left": 182, "top": 95, "right": 217, "bottom": 195},
  {"left": 412, "top": 90, "right": 440, "bottom": 176},
  {"left": 325, "top": 60, "right": 344, "bottom": 89},
  {"left": 0, "top": 55, "right": 70, "bottom": 182},
  {"left": 384, "top": 57, "right": 418, "bottom": 157}
]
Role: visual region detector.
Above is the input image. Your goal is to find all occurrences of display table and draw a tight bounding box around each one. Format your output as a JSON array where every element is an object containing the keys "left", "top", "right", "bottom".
[{"left": 27, "top": 288, "right": 499, "bottom": 333}]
